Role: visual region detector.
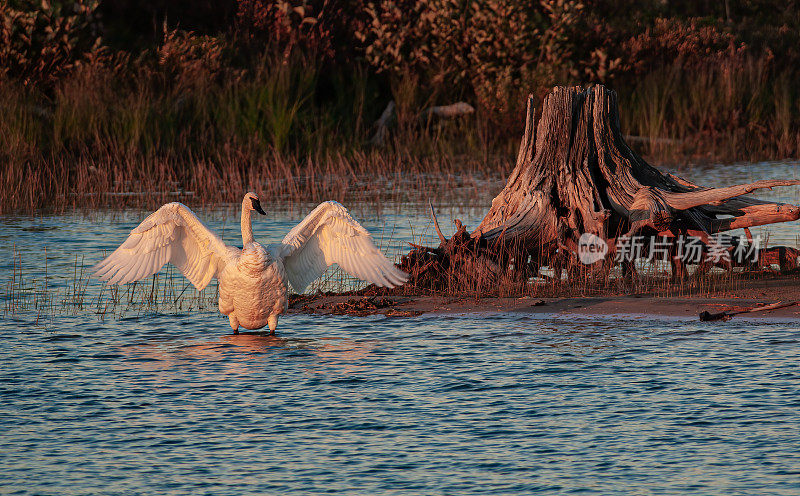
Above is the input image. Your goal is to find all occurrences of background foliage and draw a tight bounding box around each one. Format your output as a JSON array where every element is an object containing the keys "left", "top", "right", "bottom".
[{"left": 2, "top": 0, "right": 800, "bottom": 211}]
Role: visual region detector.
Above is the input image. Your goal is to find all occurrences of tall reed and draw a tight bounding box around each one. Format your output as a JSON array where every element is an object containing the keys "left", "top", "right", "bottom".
[
  {"left": 4, "top": 243, "right": 779, "bottom": 323},
  {"left": 2, "top": 51, "right": 800, "bottom": 214},
  {"left": 618, "top": 57, "right": 800, "bottom": 164}
]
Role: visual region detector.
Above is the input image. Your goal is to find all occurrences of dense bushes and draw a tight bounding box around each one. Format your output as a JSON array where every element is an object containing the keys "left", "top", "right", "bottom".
[
  {"left": 1, "top": 0, "right": 800, "bottom": 165},
  {"left": 0, "top": 0, "right": 103, "bottom": 86}
]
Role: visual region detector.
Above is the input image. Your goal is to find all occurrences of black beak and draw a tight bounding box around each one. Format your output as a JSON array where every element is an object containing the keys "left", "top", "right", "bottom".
[{"left": 251, "top": 197, "right": 266, "bottom": 215}]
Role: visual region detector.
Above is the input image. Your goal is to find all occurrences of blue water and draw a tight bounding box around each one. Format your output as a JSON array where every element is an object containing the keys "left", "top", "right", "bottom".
[
  {"left": 2, "top": 162, "right": 800, "bottom": 494},
  {"left": 2, "top": 313, "right": 799, "bottom": 495}
]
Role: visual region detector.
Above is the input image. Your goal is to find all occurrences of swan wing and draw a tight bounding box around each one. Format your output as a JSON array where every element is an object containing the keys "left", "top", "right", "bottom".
[
  {"left": 277, "top": 201, "right": 408, "bottom": 293},
  {"left": 93, "top": 202, "right": 233, "bottom": 290}
]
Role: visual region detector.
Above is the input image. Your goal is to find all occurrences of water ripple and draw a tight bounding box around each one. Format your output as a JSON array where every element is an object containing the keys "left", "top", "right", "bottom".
[{"left": 3, "top": 197, "right": 800, "bottom": 494}]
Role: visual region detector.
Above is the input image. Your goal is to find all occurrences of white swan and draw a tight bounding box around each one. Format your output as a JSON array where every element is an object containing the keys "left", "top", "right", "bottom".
[{"left": 93, "top": 193, "right": 408, "bottom": 333}]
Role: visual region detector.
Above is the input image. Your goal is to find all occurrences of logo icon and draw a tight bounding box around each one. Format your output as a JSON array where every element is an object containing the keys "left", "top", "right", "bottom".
[{"left": 578, "top": 233, "right": 608, "bottom": 265}]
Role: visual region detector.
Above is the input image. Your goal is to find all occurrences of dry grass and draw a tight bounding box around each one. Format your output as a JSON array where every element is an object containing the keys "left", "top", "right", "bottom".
[
  {"left": 3, "top": 210, "right": 794, "bottom": 324},
  {"left": 3, "top": 241, "right": 782, "bottom": 324},
  {"left": 3, "top": 246, "right": 219, "bottom": 325},
  {"left": 3, "top": 45, "right": 800, "bottom": 214},
  {"left": 619, "top": 58, "right": 800, "bottom": 164},
  {"left": 0, "top": 149, "right": 511, "bottom": 214},
  {"left": 0, "top": 53, "right": 516, "bottom": 214},
  {"left": 384, "top": 225, "right": 778, "bottom": 300}
]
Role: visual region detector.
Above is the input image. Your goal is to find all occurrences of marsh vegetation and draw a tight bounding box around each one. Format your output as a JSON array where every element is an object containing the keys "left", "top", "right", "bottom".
[
  {"left": 4, "top": 6, "right": 800, "bottom": 494},
  {"left": 1, "top": 1, "right": 799, "bottom": 310},
  {"left": 3, "top": 1, "right": 800, "bottom": 213}
]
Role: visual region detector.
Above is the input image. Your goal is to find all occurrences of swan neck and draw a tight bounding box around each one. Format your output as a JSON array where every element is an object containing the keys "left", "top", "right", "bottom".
[{"left": 241, "top": 204, "right": 254, "bottom": 245}]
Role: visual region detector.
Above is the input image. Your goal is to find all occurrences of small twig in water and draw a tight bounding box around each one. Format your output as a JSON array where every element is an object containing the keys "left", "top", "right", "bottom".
[{"left": 174, "top": 282, "right": 192, "bottom": 304}]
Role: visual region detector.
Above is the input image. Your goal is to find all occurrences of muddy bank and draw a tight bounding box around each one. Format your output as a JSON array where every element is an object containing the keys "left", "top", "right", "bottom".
[{"left": 288, "top": 275, "right": 800, "bottom": 321}]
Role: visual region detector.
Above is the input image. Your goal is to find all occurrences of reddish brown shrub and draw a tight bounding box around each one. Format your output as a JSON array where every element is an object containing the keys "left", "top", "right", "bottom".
[
  {"left": 235, "top": 0, "right": 344, "bottom": 61},
  {"left": 156, "top": 28, "right": 227, "bottom": 88},
  {"left": 619, "top": 17, "right": 745, "bottom": 76},
  {"left": 0, "top": 0, "right": 103, "bottom": 87}
]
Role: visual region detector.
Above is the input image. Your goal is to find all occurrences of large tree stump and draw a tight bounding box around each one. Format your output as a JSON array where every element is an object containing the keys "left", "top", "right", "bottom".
[{"left": 400, "top": 85, "right": 800, "bottom": 293}]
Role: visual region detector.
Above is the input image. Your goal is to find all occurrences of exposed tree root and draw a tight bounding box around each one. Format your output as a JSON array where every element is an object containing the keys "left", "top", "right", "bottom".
[{"left": 399, "top": 85, "right": 800, "bottom": 293}]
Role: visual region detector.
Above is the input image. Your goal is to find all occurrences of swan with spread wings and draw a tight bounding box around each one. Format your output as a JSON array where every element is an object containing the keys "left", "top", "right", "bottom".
[{"left": 93, "top": 193, "right": 408, "bottom": 333}]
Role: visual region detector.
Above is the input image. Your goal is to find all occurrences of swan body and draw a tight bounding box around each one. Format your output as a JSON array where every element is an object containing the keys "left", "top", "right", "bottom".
[{"left": 93, "top": 193, "right": 408, "bottom": 333}]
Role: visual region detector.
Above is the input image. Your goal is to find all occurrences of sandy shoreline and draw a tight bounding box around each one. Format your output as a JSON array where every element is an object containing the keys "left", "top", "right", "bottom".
[{"left": 288, "top": 275, "right": 800, "bottom": 321}]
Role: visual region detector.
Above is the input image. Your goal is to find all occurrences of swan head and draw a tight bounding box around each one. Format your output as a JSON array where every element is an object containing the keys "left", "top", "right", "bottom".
[{"left": 244, "top": 192, "right": 266, "bottom": 215}]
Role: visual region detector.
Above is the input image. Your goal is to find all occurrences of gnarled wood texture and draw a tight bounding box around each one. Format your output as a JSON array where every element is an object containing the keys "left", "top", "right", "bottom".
[
  {"left": 399, "top": 85, "right": 800, "bottom": 292},
  {"left": 475, "top": 85, "right": 800, "bottom": 246}
]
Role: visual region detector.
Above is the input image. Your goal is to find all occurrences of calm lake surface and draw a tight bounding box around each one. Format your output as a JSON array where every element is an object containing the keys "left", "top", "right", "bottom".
[{"left": 2, "top": 161, "right": 799, "bottom": 495}]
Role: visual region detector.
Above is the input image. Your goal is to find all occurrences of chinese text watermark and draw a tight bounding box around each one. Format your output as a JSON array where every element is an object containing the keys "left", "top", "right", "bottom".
[{"left": 576, "top": 234, "right": 761, "bottom": 265}]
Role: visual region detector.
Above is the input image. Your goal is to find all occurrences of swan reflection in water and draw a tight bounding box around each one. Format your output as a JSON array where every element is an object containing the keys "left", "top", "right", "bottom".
[{"left": 114, "top": 332, "right": 376, "bottom": 374}]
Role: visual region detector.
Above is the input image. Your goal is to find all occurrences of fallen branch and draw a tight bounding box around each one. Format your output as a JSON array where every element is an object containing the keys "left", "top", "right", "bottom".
[
  {"left": 664, "top": 179, "right": 800, "bottom": 210},
  {"left": 369, "top": 101, "right": 396, "bottom": 146},
  {"left": 699, "top": 301, "right": 799, "bottom": 322},
  {"left": 419, "top": 102, "right": 475, "bottom": 123},
  {"left": 369, "top": 100, "right": 475, "bottom": 145},
  {"left": 624, "top": 135, "right": 682, "bottom": 145},
  {"left": 429, "top": 201, "right": 447, "bottom": 244}
]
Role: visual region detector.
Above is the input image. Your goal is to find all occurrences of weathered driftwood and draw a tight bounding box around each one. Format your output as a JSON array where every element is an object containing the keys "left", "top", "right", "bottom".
[
  {"left": 400, "top": 85, "right": 800, "bottom": 291},
  {"left": 419, "top": 102, "right": 476, "bottom": 123},
  {"left": 699, "top": 300, "right": 799, "bottom": 322},
  {"left": 624, "top": 134, "right": 681, "bottom": 146},
  {"left": 369, "top": 101, "right": 395, "bottom": 146},
  {"left": 369, "top": 100, "right": 475, "bottom": 145}
]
